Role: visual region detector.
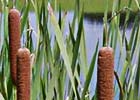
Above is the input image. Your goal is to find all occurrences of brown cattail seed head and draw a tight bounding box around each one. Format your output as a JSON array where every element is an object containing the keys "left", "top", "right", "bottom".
[
  {"left": 17, "top": 48, "right": 30, "bottom": 100},
  {"left": 9, "top": 8, "right": 21, "bottom": 85},
  {"left": 97, "top": 47, "right": 114, "bottom": 100}
]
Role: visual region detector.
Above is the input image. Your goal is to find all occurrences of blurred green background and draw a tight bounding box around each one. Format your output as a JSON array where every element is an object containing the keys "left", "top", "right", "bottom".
[{"left": 0, "top": 0, "right": 140, "bottom": 13}]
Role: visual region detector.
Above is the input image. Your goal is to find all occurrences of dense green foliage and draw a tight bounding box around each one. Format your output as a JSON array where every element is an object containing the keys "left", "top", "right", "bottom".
[
  {"left": 57, "top": 0, "right": 140, "bottom": 13},
  {"left": 0, "top": 0, "right": 140, "bottom": 100},
  {"left": 1, "top": 0, "right": 140, "bottom": 12}
]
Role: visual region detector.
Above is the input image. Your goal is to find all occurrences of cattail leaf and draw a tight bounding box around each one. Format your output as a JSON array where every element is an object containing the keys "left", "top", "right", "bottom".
[
  {"left": 130, "top": 25, "right": 139, "bottom": 60},
  {"left": 71, "top": 12, "right": 83, "bottom": 73},
  {"left": 69, "top": 24, "right": 76, "bottom": 45},
  {"left": 40, "top": 77, "right": 46, "bottom": 100},
  {"left": 32, "top": 46, "right": 44, "bottom": 99},
  {"left": 58, "top": 4, "right": 61, "bottom": 29},
  {"left": 54, "top": 62, "right": 63, "bottom": 100},
  {"left": 128, "top": 87, "right": 134, "bottom": 100},
  {"left": 78, "top": 6, "right": 88, "bottom": 78},
  {"left": 74, "top": 64, "right": 81, "bottom": 88},
  {"left": 7, "top": 77, "right": 13, "bottom": 100},
  {"left": 120, "top": 60, "right": 129, "bottom": 84},
  {"left": 135, "top": 49, "right": 140, "bottom": 100},
  {"left": 48, "top": 4, "right": 77, "bottom": 98},
  {"left": 129, "top": 15, "right": 139, "bottom": 49},
  {"left": 58, "top": 61, "right": 66, "bottom": 100},
  {"left": 134, "top": 0, "right": 140, "bottom": 10},
  {"left": 122, "top": 0, "right": 132, "bottom": 43},
  {"left": 81, "top": 41, "right": 99, "bottom": 100},
  {"left": 31, "top": 0, "right": 41, "bottom": 55},
  {"left": 0, "top": 93, "right": 4, "bottom": 100},
  {"left": 61, "top": 12, "right": 67, "bottom": 32},
  {"left": 114, "top": 71, "right": 124, "bottom": 99},
  {"left": 53, "top": 37, "right": 60, "bottom": 62},
  {"left": 21, "top": 0, "right": 30, "bottom": 34},
  {"left": 57, "top": 77, "right": 63, "bottom": 100},
  {"left": 68, "top": 10, "right": 84, "bottom": 98},
  {"left": 41, "top": 16, "right": 54, "bottom": 68},
  {"left": 127, "top": 64, "right": 137, "bottom": 92},
  {"left": 26, "top": 19, "right": 34, "bottom": 52},
  {"left": 47, "top": 69, "right": 57, "bottom": 100},
  {"left": 79, "top": 29, "right": 88, "bottom": 77},
  {"left": 0, "top": 46, "right": 8, "bottom": 100},
  {"left": 4, "top": 5, "right": 8, "bottom": 40}
]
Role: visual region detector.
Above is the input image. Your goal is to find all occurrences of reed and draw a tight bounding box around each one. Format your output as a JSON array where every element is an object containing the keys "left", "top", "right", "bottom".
[
  {"left": 8, "top": 8, "right": 21, "bottom": 85},
  {"left": 17, "top": 48, "right": 30, "bottom": 100},
  {"left": 0, "top": 0, "right": 140, "bottom": 99},
  {"left": 97, "top": 47, "right": 114, "bottom": 100}
]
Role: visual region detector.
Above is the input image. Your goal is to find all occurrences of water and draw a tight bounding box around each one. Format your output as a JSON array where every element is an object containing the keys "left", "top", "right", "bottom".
[
  {"left": 27, "top": 12, "right": 134, "bottom": 98},
  {"left": 0, "top": 12, "right": 133, "bottom": 99},
  {"left": 28, "top": 12, "right": 103, "bottom": 96},
  {"left": 29, "top": 12, "right": 105, "bottom": 63},
  {"left": 28, "top": 11, "right": 132, "bottom": 62}
]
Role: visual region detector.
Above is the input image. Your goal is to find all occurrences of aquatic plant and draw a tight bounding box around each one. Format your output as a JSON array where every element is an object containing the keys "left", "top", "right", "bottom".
[
  {"left": 8, "top": 8, "right": 21, "bottom": 85},
  {"left": 97, "top": 47, "right": 114, "bottom": 100},
  {"left": 0, "top": 0, "right": 140, "bottom": 100},
  {"left": 17, "top": 48, "right": 30, "bottom": 100}
]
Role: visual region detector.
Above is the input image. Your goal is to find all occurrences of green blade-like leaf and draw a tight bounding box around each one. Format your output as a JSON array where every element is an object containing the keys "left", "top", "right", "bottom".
[
  {"left": 114, "top": 71, "right": 124, "bottom": 99},
  {"left": 79, "top": 29, "right": 88, "bottom": 77},
  {"left": 81, "top": 41, "right": 99, "bottom": 100},
  {"left": 71, "top": 12, "right": 83, "bottom": 73},
  {"left": 69, "top": 24, "right": 75, "bottom": 45},
  {"left": 21, "top": 0, "right": 30, "bottom": 34},
  {"left": 0, "top": 93, "right": 4, "bottom": 100},
  {"left": 48, "top": 4, "right": 77, "bottom": 98}
]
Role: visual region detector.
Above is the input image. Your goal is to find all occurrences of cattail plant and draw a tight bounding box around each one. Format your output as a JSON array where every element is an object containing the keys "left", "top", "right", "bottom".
[
  {"left": 97, "top": 47, "right": 114, "bottom": 100},
  {"left": 8, "top": 8, "right": 21, "bottom": 85},
  {"left": 17, "top": 48, "right": 30, "bottom": 100}
]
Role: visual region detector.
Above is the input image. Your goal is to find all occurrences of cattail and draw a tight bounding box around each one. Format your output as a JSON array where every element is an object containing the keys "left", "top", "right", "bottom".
[
  {"left": 9, "top": 8, "right": 21, "bottom": 85},
  {"left": 17, "top": 48, "right": 30, "bottom": 100},
  {"left": 97, "top": 47, "right": 114, "bottom": 100}
]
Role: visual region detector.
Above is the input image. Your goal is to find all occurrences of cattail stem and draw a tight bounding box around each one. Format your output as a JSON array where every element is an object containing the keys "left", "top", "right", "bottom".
[
  {"left": 9, "top": 8, "right": 21, "bottom": 85},
  {"left": 97, "top": 47, "right": 114, "bottom": 100},
  {"left": 17, "top": 48, "right": 30, "bottom": 100}
]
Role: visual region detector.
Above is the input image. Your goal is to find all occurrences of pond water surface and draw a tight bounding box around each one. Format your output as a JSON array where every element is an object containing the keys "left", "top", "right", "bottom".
[
  {"left": 28, "top": 12, "right": 133, "bottom": 99},
  {"left": 0, "top": 11, "right": 133, "bottom": 99}
]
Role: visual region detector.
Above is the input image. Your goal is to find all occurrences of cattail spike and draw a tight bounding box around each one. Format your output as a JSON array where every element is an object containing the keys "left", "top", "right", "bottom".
[
  {"left": 97, "top": 47, "right": 114, "bottom": 100},
  {"left": 17, "top": 48, "right": 30, "bottom": 100},
  {"left": 9, "top": 8, "right": 21, "bottom": 85}
]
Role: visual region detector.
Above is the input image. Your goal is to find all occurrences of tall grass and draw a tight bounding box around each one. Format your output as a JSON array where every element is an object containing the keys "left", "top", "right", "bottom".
[{"left": 0, "top": 0, "right": 140, "bottom": 100}]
